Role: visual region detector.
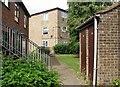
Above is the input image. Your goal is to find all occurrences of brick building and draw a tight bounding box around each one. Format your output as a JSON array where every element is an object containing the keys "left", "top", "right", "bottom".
[
  {"left": 1, "top": 0, "right": 30, "bottom": 57},
  {"left": 29, "top": 7, "right": 69, "bottom": 52},
  {"left": 77, "top": 2, "right": 120, "bottom": 85},
  {"left": 2, "top": 0, "right": 30, "bottom": 36}
]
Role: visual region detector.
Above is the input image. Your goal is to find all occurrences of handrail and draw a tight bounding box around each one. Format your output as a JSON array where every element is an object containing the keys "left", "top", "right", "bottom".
[{"left": 1, "top": 24, "right": 50, "bottom": 68}]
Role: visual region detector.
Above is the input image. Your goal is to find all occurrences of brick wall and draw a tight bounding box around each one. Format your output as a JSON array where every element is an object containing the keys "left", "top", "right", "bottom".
[
  {"left": 97, "top": 7, "right": 120, "bottom": 85},
  {"left": 2, "top": 2, "right": 29, "bottom": 37}
]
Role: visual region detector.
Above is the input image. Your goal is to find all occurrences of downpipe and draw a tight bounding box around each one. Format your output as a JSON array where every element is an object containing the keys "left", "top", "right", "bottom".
[{"left": 93, "top": 14, "right": 100, "bottom": 87}]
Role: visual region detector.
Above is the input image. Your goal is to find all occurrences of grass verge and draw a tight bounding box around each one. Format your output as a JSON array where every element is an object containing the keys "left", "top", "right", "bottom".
[
  {"left": 56, "top": 54, "right": 92, "bottom": 85},
  {"left": 56, "top": 54, "right": 80, "bottom": 73}
]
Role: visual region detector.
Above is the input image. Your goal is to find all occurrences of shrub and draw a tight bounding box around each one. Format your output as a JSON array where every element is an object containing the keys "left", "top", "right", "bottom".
[
  {"left": 112, "top": 79, "right": 120, "bottom": 87},
  {"left": 53, "top": 42, "right": 79, "bottom": 54},
  {"left": 69, "top": 42, "right": 79, "bottom": 54},
  {"left": 29, "top": 46, "right": 50, "bottom": 59},
  {"left": 40, "top": 46, "right": 50, "bottom": 54},
  {"left": 53, "top": 44, "right": 70, "bottom": 54},
  {"left": 2, "top": 56, "right": 59, "bottom": 87}
]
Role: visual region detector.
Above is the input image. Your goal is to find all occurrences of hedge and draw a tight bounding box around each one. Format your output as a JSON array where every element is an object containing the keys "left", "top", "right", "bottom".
[{"left": 53, "top": 43, "right": 79, "bottom": 54}]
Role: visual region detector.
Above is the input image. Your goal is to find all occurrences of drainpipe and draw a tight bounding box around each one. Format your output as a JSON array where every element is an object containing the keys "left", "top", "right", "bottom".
[{"left": 93, "top": 14, "right": 100, "bottom": 87}]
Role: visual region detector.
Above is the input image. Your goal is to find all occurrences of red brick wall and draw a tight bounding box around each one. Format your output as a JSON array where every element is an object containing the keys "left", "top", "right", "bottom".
[
  {"left": 2, "top": 2, "right": 29, "bottom": 37},
  {"left": 97, "top": 6, "right": 120, "bottom": 85}
]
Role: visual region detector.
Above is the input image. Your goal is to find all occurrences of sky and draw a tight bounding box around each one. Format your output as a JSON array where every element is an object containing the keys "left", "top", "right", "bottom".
[{"left": 22, "top": 0, "right": 68, "bottom": 15}]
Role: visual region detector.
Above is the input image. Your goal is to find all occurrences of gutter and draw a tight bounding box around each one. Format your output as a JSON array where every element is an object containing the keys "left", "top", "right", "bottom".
[{"left": 93, "top": 14, "right": 100, "bottom": 87}]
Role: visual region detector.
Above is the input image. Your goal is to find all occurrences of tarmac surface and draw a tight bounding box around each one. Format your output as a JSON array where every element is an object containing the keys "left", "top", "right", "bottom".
[{"left": 50, "top": 54, "right": 82, "bottom": 86}]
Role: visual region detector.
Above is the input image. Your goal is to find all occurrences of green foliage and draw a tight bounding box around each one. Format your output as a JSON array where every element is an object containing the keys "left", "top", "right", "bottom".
[
  {"left": 112, "top": 79, "right": 120, "bottom": 87},
  {"left": 2, "top": 56, "right": 59, "bottom": 87},
  {"left": 29, "top": 46, "right": 50, "bottom": 60},
  {"left": 53, "top": 43, "right": 79, "bottom": 54},
  {"left": 57, "top": 54, "right": 79, "bottom": 73},
  {"left": 53, "top": 44, "right": 70, "bottom": 54},
  {"left": 67, "top": 2, "right": 112, "bottom": 48},
  {"left": 40, "top": 46, "right": 50, "bottom": 54},
  {"left": 69, "top": 42, "right": 79, "bottom": 54}
]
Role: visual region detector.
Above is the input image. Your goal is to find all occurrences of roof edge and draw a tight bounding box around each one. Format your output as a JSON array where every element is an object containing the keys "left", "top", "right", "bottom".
[
  {"left": 31, "top": 7, "right": 67, "bottom": 16},
  {"left": 19, "top": 1, "right": 30, "bottom": 17},
  {"left": 76, "top": 16, "right": 94, "bottom": 30},
  {"left": 96, "top": 1, "right": 120, "bottom": 14}
]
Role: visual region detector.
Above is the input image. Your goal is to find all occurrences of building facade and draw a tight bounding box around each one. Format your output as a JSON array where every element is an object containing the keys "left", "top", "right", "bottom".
[
  {"left": 29, "top": 8, "right": 69, "bottom": 51},
  {"left": 77, "top": 2, "right": 120, "bottom": 85},
  {"left": 1, "top": 0, "right": 30, "bottom": 57},
  {"left": 2, "top": 0, "right": 30, "bottom": 36}
]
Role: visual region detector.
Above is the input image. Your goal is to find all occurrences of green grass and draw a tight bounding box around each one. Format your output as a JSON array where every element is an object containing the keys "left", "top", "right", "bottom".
[{"left": 56, "top": 54, "right": 80, "bottom": 73}]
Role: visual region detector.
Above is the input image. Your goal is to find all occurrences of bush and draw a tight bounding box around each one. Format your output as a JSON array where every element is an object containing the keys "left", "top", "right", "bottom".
[
  {"left": 69, "top": 42, "right": 79, "bottom": 54},
  {"left": 40, "top": 46, "right": 50, "bottom": 54},
  {"left": 112, "top": 79, "right": 120, "bottom": 87},
  {"left": 2, "top": 56, "right": 59, "bottom": 87},
  {"left": 53, "top": 44, "right": 70, "bottom": 54},
  {"left": 53, "top": 43, "right": 79, "bottom": 54}
]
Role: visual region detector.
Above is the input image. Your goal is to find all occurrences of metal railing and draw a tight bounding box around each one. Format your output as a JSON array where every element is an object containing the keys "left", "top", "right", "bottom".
[{"left": 0, "top": 24, "right": 50, "bottom": 68}]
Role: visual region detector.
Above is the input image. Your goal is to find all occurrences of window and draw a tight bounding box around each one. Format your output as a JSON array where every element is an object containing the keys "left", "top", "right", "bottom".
[
  {"left": 61, "top": 12, "right": 67, "bottom": 18},
  {"left": 63, "top": 41, "right": 67, "bottom": 44},
  {"left": 61, "top": 26, "right": 67, "bottom": 32},
  {"left": 43, "top": 12, "right": 48, "bottom": 21},
  {"left": 2, "top": 0, "right": 9, "bottom": 7},
  {"left": 43, "top": 27, "right": 48, "bottom": 34},
  {"left": 24, "top": 15, "right": 27, "bottom": 28},
  {"left": 42, "top": 41, "right": 48, "bottom": 47},
  {"left": 14, "top": 3, "right": 19, "bottom": 22}
]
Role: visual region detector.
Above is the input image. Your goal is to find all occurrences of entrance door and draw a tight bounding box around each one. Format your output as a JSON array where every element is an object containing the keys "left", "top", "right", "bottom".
[
  {"left": 81, "top": 30, "right": 86, "bottom": 75},
  {"left": 88, "top": 26, "right": 94, "bottom": 81}
]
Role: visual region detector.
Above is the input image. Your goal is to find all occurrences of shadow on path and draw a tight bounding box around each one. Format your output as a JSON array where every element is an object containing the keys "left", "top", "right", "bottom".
[{"left": 50, "top": 54, "right": 61, "bottom": 66}]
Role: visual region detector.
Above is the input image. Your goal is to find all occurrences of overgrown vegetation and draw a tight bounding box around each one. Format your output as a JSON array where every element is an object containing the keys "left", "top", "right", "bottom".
[
  {"left": 53, "top": 43, "right": 79, "bottom": 54},
  {"left": 1, "top": 56, "right": 59, "bottom": 87}
]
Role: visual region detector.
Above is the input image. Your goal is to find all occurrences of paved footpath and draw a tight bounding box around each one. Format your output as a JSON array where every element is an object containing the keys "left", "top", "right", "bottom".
[{"left": 50, "top": 54, "right": 82, "bottom": 86}]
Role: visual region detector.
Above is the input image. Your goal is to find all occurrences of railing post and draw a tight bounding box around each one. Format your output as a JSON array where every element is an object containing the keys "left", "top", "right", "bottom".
[
  {"left": 19, "top": 34, "right": 22, "bottom": 57},
  {"left": 39, "top": 48, "right": 42, "bottom": 61},
  {"left": 11, "top": 29, "right": 13, "bottom": 54},
  {"left": 6, "top": 27, "right": 8, "bottom": 49},
  {"left": 32, "top": 45, "right": 34, "bottom": 60},
  {"left": 8, "top": 28, "right": 11, "bottom": 55},
  {"left": 48, "top": 55, "right": 51, "bottom": 71},
  {"left": 14, "top": 32, "right": 17, "bottom": 54}
]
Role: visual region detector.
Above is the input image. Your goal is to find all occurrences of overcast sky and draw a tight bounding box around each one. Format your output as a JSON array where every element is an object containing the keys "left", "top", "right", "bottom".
[{"left": 22, "top": 0, "right": 68, "bottom": 15}]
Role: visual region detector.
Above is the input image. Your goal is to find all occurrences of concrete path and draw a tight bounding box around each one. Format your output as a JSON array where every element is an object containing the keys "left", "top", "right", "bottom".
[{"left": 50, "top": 54, "right": 82, "bottom": 86}]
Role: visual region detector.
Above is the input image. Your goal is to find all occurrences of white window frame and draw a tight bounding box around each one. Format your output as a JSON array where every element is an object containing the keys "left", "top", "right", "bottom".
[
  {"left": 61, "top": 12, "right": 67, "bottom": 18},
  {"left": 61, "top": 26, "right": 67, "bottom": 32},
  {"left": 24, "top": 15, "right": 27, "bottom": 28},
  {"left": 14, "top": 3, "right": 19, "bottom": 22},
  {"left": 43, "top": 12, "right": 48, "bottom": 21},
  {"left": 42, "top": 40, "right": 48, "bottom": 47},
  {"left": 43, "top": 27, "right": 48, "bottom": 34},
  {"left": 63, "top": 41, "right": 67, "bottom": 44},
  {"left": 2, "top": 0, "right": 9, "bottom": 7}
]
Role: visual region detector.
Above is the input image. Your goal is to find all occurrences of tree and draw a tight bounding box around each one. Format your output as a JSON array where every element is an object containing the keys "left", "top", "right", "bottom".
[{"left": 67, "top": 2, "right": 112, "bottom": 44}]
